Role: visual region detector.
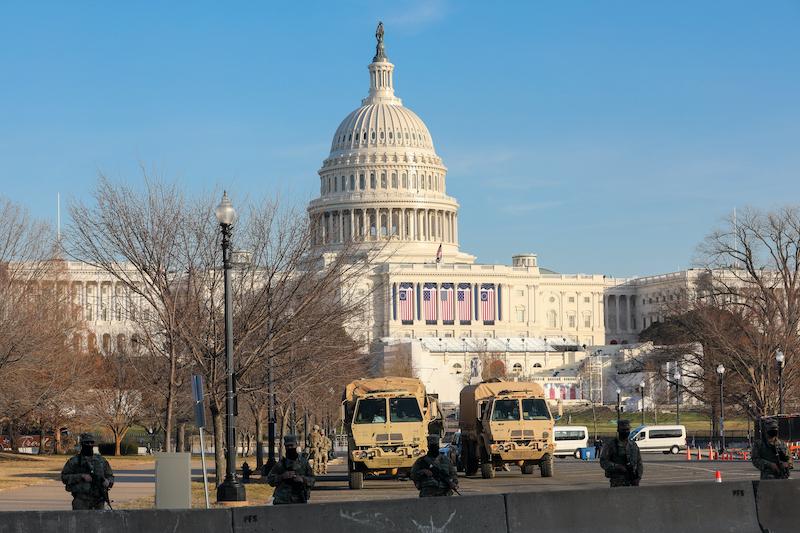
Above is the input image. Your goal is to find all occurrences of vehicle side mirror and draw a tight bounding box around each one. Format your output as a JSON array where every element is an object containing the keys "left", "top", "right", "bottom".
[{"left": 553, "top": 415, "right": 562, "bottom": 422}]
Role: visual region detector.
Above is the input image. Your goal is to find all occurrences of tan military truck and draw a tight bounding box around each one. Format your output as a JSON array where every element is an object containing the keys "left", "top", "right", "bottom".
[
  {"left": 342, "top": 377, "right": 441, "bottom": 489},
  {"left": 459, "top": 379, "right": 555, "bottom": 479}
]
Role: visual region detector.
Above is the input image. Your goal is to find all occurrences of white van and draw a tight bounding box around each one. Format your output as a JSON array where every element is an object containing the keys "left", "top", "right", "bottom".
[
  {"left": 554, "top": 425, "right": 589, "bottom": 458},
  {"left": 629, "top": 425, "right": 686, "bottom": 454}
]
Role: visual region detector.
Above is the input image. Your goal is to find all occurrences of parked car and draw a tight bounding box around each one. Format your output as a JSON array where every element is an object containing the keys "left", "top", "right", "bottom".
[
  {"left": 629, "top": 425, "right": 686, "bottom": 454},
  {"left": 554, "top": 426, "right": 589, "bottom": 458}
]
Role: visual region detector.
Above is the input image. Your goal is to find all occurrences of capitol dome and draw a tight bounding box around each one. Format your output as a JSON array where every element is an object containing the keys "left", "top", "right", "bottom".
[{"left": 308, "top": 25, "right": 474, "bottom": 265}]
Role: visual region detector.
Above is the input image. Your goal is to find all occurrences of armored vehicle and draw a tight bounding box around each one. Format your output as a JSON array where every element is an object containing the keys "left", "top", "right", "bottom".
[
  {"left": 459, "top": 379, "right": 555, "bottom": 479},
  {"left": 342, "top": 377, "right": 441, "bottom": 489}
]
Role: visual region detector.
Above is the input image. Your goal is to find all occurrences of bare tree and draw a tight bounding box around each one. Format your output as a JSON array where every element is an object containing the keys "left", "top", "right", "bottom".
[{"left": 643, "top": 206, "right": 800, "bottom": 418}]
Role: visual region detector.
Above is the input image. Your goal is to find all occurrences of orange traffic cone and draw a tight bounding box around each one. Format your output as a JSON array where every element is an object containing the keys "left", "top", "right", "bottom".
[
  {"left": 715, "top": 470, "right": 722, "bottom": 483},
  {"left": 697, "top": 447, "right": 702, "bottom": 460},
  {"left": 686, "top": 446, "right": 692, "bottom": 461}
]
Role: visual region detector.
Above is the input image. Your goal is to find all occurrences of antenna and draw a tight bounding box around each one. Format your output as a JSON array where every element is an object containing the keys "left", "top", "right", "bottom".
[{"left": 57, "top": 192, "right": 61, "bottom": 242}]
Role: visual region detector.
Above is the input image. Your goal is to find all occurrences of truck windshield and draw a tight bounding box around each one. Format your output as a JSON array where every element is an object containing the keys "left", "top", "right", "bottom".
[
  {"left": 491, "top": 399, "right": 520, "bottom": 421},
  {"left": 354, "top": 399, "right": 387, "bottom": 424},
  {"left": 389, "top": 397, "right": 423, "bottom": 422},
  {"left": 522, "top": 399, "right": 550, "bottom": 420}
]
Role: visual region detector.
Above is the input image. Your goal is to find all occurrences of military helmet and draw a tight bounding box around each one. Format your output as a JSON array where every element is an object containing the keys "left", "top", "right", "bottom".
[
  {"left": 617, "top": 419, "right": 631, "bottom": 431},
  {"left": 312, "top": 424, "right": 320, "bottom": 431},
  {"left": 426, "top": 434, "right": 440, "bottom": 447},
  {"left": 79, "top": 433, "right": 96, "bottom": 445},
  {"left": 283, "top": 434, "right": 298, "bottom": 446},
  {"left": 764, "top": 419, "right": 779, "bottom": 430}
]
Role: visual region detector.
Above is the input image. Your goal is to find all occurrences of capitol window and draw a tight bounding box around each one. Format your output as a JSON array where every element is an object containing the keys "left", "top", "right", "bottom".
[
  {"left": 420, "top": 174, "right": 425, "bottom": 189},
  {"left": 583, "top": 313, "right": 592, "bottom": 328},
  {"left": 359, "top": 174, "right": 365, "bottom": 189},
  {"left": 568, "top": 296, "right": 575, "bottom": 303},
  {"left": 513, "top": 363, "right": 522, "bottom": 374},
  {"left": 568, "top": 314, "right": 576, "bottom": 328},
  {"left": 584, "top": 296, "right": 591, "bottom": 303},
  {"left": 402, "top": 173, "right": 408, "bottom": 188},
  {"left": 348, "top": 133, "right": 352, "bottom": 141},
  {"left": 350, "top": 175, "right": 355, "bottom": 190},
  {"left": 333, "top": 178, "right": 337, "bottom": 192},
  {"left": 547, "top": 310, "right": 557, "bottom": 328},
  {"left": 370, "top": 173, "right": 376, "bottom": 189},
  {"left": 371, "top": 131, "right": 376, "bottom": 140},
  {"left": 389, "top": 131, "right": 393, "bottom": 140},
  {"left": 515, "top": 308, "right": 525, "bottom": 322},
  {"left": 380, "top": 131, "right": 384, "bottom": 140},
  {"left": 412, "top": 174, "right": 417, "bottom": 188},
  {"left": 381, "top": 173, "right": 387, "bottom": 188},
  {"left": 391, "top": 173, "right": 397, "bottom": 188}
]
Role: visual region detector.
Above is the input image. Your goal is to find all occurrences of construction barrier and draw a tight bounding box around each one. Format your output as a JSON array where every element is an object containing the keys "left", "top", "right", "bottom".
[
  {"left": 232, "top": 493, "right": 508, "bottom": 533},
  {"left": 755, "top": 479, "right": 800, "bottom": 533},
  {"left": 506, "top": 481, "right": 760, "bottom": 533},
  {"left": 2, "top": 480, "right": 798, "bottom": 533}
]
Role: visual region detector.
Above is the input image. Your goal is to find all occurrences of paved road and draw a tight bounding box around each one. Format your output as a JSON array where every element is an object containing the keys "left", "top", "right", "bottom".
[{"left": 0, "top": 454, "right": 761, "bottom": 510}]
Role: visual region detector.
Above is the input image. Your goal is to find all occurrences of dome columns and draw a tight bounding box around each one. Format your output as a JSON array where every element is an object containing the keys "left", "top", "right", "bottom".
[{"left": 311, "top": 206, "right": 459, "bottom": 246}]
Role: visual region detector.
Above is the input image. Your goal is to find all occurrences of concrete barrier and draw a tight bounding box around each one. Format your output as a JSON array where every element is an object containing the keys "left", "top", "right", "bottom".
[
  {"left": 0, "top": 509, "right": 234, "bottom": 533},
  {"left": 505, "top": 481, "right": 761, "bottom": 533},
  {"left": 755, "top": 479, "right": 800, "bottom": 533},
  {"left": 232, "top": 494, "right": 508, "bottom": 533}
]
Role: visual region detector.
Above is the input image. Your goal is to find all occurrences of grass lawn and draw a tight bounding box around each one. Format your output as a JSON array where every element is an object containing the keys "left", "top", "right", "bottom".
[
  {"left": 0, "top": 452, "right": 154, "bottom": 492},
  {"left": 558, "top": 406, "right": 751, "bottom": 434},
  {"left": 118, "top": 480, "right": 274, "bottom": 509}
]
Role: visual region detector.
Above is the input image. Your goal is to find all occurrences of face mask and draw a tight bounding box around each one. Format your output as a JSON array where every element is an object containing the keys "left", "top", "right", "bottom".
[
  {"left": 767, "top": 429, "right": 778, "bottom": 438},
  {"left": 618, "top": 431, "right": 630, "bottom": 441},
  {"left": 286, "top": 448, "right": 299, "bottom": 460},
  {"left": 81, "top": 445, "right": 94, "bottom": 456}
]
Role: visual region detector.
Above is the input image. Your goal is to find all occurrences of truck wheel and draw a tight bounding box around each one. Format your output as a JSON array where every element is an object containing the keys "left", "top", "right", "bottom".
[
  {"left": 464, "top": 444, "right": 479, "bottom": 476},
  {"left": 540, "top": 454, "right": 554, "bottom": 478},
  {"left": 481, "top": 463, "right": 495, "bottom": 479},
  {"left": 521, "top": 462, "right": 535, "bottom": 475},
  {"left": 349, "top": 471, "right": 364, "bottom": 490}
]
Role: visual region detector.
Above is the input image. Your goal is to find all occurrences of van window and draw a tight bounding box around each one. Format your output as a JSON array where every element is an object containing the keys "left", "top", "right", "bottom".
[
  {"left": 522, "top": 399, "right": 550, "bottom": 420},
  {"left": 555, "top": 430, "right": 586, "bottom": 441},
  {"left": 633, "top": 431, "right": 647, "bottom": 441},
  {"left": 389, "top": 397, "right": 422, "bottom": 422},
  {"left": 649, "top": 429, "right": 683, "bottom": 439},
  {"left": 492, "top": 400, "right": 520, "bottom": 421},
  {"left": 354, "top": 399, "right": 387, "bottom": 424}
]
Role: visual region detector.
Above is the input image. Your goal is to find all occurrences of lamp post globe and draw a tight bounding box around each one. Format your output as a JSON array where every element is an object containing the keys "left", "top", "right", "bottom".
[{"left": 215, "top": 192, "right": 246, "bottom": 503}]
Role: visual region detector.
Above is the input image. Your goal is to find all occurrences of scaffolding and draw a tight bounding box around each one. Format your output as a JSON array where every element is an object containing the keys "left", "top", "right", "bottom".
[{"left": 584, "top": 355, "right": 607, "bottom": 405}]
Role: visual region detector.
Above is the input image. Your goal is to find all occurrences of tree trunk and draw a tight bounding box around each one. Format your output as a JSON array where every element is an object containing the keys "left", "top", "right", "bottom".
[
  {"left": 163, "top": 347, "right": 178, "bottom": 453},
  {"left": 177, "top": 422, "right": 186, "bottom": 452},
  {"left": 54, "top": 428, "right": 62, "bottom": 455},
  {"left": 9, "top": 419, "right": 19, "bottom": 453},
  {"left": 255, "top": 411, "right": 264, "bottom": 470},
  {"left": 211, "top": 403, "right": 225, "bottom": 485},
  {"left": 38, "top": 425, "right": 45, "bottom": 455},
  {"left": 115, "top": 432, "right": 122, "bottom": 456}
]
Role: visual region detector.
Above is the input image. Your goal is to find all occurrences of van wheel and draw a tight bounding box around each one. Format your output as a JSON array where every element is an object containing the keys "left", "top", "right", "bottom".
[
  {"left": 540, "top": 454, "right": 554, "bottom": 478},
  {"left": 521, "top": 462, "right": 535, "bottom": 475},
  {"left": 670, "top": 445, "right": 680, "bottom": 455},
  {"left": 574, "top": 450, "right": 582, "bottom": 459},
  {"left": 480, "top": 463, "right": 495, "bottom": 479},
  {"left": 349, "top": 471, "right": 364, "bottom": 490}
]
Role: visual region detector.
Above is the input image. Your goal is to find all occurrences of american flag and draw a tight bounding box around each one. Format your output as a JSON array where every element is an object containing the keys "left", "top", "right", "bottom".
[
  {"left": 423, "top": 284, "right": 437, "bottom": 323},
  {"left": 440, "top": 284, "right": 454, "bottom": 323},
  {"left": 480, "top": 284, "right": 496, "bottom": 323},
  {"left": 457, "top": 284, "right": 472, "bottom": 323},
  {"left": 399, "top": 284, "right": 414, "bottom": 323}
]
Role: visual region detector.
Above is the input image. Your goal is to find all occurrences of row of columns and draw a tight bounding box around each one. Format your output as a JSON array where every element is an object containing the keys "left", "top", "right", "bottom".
[
  {"left": 316, "top": 207, "right": 458, "bottom": 245},
  {"left": 322, "top": 171, "right": 443, "bottom": 196},
  {"left": 64, "top": 281, "right": 143, "bottom": 323},
  {"left": 605, "top": 294, "right": 637, "bottom": 333}
]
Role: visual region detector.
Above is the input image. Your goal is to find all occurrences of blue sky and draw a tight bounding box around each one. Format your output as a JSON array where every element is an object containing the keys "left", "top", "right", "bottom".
[{"left": 1, "top": 1, "right": 798, "bottom": 277}]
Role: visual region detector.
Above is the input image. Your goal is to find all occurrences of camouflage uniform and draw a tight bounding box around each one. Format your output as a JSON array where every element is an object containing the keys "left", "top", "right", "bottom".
[
  {"left": 599, "top": 420, "right": 643, "bottom": 488},
  {"left": 267, "top": 435, "right": 315, "bottom": 504},
  {"left": 60, "top": 433, "right": 114, "bottom": 510},
  {"left": 752, "top": 419, "right": 793, "bottom": 480},
  {"left": 410, "top": 436, "right": 458, "bottom": 497},
  {"left": 316, "top": 428, "right": 329, "bottom": 474},
  {"left": 307, "top": 425, "right": 321, "bottom": 474}
]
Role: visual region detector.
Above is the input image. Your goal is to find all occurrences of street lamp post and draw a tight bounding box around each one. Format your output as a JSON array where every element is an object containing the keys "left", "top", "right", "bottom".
[
  {"left": 215, "top": 192, "right": 246, "bottom": 503},
  {"left": 616, "top": 388, "right": 621, "bottom": 426},
  {"left": 776, "top": 350, "right": 785, "bottom": 414},
  {"left": 717, "top": 364, "right": 726, "bottom": 451},
  {"left": 673, "top": 368, "right": 681, "bottom": 425},
  {"left": 639, "top": 380, "right": 646, "bottom": 426}
]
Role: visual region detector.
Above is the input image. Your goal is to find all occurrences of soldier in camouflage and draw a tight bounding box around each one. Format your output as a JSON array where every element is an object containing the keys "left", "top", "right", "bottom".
[
  {"left": 60, "top": 433, "right": 115, "bottom": 510},
  {"left": 410, "top": 435, "right": 458, "bottom": 497},
  {"left": 599, "top": 420, "right": 643, "bottom": 487},
  {"left": 306, "top": 425, "right": 320, "bottom": 474},
  {"left": 267, "top": 434, "right": 315, "bottom": 504},
  {"left": 316, "top": 427, "right": 329, "bottom": 474},
  {"left": 752, "top": 419, "right": 793, "bottom": 480}
]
